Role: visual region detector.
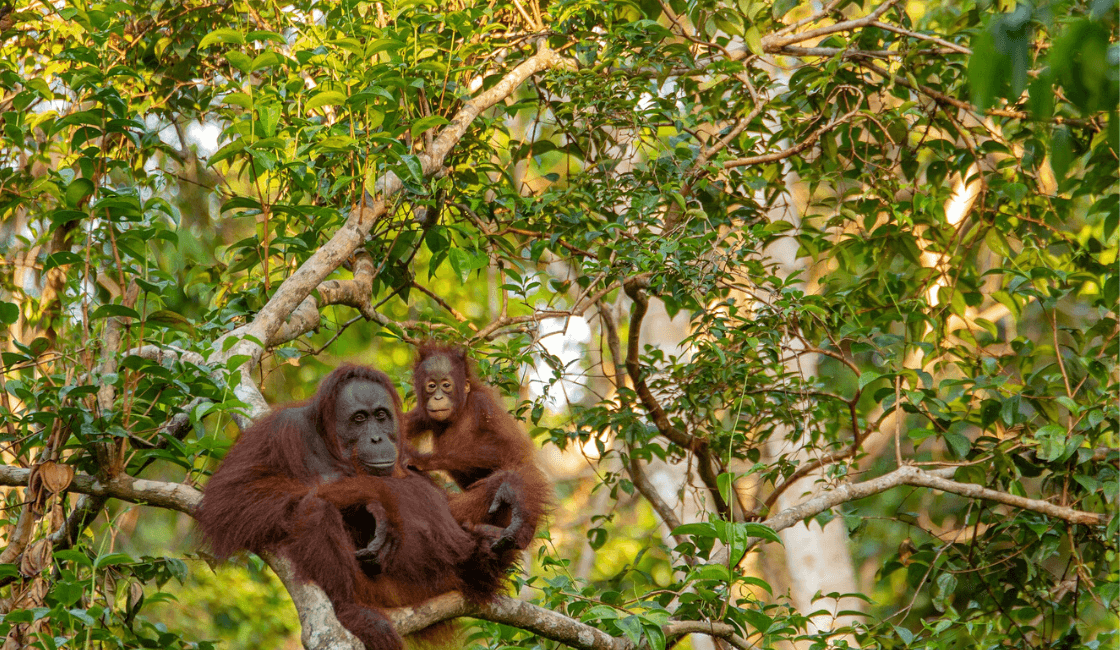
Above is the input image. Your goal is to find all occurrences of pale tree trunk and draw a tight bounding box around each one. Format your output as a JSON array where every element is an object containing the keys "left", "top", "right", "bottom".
[
  {"left": 636, "top": 300, "right": 720, "bottom": 650},
  {"left": 763, "top": 175, "right": 863, "bottom": 645}
]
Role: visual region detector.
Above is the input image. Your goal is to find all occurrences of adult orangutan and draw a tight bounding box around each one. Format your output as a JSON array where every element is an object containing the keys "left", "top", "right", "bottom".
[
  {"left": 404, "top": 344, "right": 551, "bottom": 552},
  {"left": 196, "top": 364, "right": 520, "bottom": 650}
]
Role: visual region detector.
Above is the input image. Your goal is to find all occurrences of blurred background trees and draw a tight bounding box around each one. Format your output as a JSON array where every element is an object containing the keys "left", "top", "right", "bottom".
[{"left": 0, "top": 0, "right": 1116, "bottom": 648}]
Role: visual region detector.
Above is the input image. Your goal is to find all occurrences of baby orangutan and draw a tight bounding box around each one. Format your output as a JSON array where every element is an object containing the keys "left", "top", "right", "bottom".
[{"left": 404, "top": 344, "right": 551, "bottom": 552}]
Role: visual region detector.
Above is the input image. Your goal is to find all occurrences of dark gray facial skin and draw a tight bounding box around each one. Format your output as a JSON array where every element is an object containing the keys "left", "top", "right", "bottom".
[
  {"left": 335, "top": 379, "right": 398, "bottom": 476},
  {"left": 420, "top": 355, "right": 465, "bottom": 422}
]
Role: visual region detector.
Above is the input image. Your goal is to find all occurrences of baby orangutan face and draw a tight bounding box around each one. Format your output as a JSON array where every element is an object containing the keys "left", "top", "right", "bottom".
[{"left": 419, "top": 354, "right": 469, "bottom": 423}]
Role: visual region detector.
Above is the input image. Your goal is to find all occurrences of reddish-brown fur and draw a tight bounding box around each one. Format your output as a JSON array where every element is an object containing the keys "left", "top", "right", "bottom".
[
  {"left": 197, "top": 364, "right": 510, "bottom": 650},
  {"left": 404, "top": 345, "right": 551, "bottom": 551}
]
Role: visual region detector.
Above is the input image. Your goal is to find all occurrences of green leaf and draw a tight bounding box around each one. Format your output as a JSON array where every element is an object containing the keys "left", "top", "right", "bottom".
[
  {"left": 367, "top": 38, "right": 406, "bottom": 55},
  {"left": 209, "top": 140, "right": 247, "bottom": 167},
  {"left": 224, "top": 92, "right": 254, "bottom": 109},
  {"left": 65, "top": 178, "right": 95, "bottom": 207},
  {"left": 969, "top": 31, "right": 1000, "bottom": 110},
  {"left": 246, "top": 30, "right": 286, "bottom": 44},
  {"left": 742, "top": 522, "right": 782, "bottom": 545},
  {"left": 944, "top": 431, "right": 971, "bottom": 459},
  {"left": 742, "top": 608, "right": 773, "bottom": 634},
  {"left": 1035, "top": 424, "right": 1067, "bottom": 461},
  {"left": 226, "top": 51, "right": 252, "bottom": 73},
  {"left": 145, "top": 310, "right": 195, "bottom": 334},
  {"left": 617, "top": 615, "right": 642, "bottom": 647},
  {"left": 400, "top": 154, "right": 424, "bottom": 183},
  {"left": 1050, "top": 125, "right": 1073, "bottom": 180},
  {"left": 985, "top": 228, "right": 1011, "bottom": 258},
  {"left": 90, "top": 304, "right": 140, "bottom": 320},
  {"left": 54, "top": 550, "right": 92, "bottom": 567},
  {"left": 895, "top": 625, "right": 914, "bottom": 645},
  {"left": 199, "top": 28, "right": 246, "bottom": 49},
  {"left": 448, "top": 247, "right": 489, "bottom": 283},
  {"left": 411, "top": 115, "right": 449, "bottom": 139},
  {"left": 306, "top": 91, "right": 348, "bottom": 112},
  {"left": 250, "top": 51, "right": 282, "bottom": 71},
  {"left": 94, "top": 552, "right": 134, "bottom": 568},
  {"left": 772, "top": 0, "right": 798, "bottom": 19},
  {"left": 933, "top": 572, "right": 957, "bottom": 612},
  {"left": 671, "top": 522, "right": 717, "bottom": 538},
  {"left": 0, "top": 302, "right": 17, "bottom": 325},
  {"left": 744, "top": 26, "right": 763, "bottom": 56},
  {"left": 317, "top": 135, "right": 356, "bottom": 151}
]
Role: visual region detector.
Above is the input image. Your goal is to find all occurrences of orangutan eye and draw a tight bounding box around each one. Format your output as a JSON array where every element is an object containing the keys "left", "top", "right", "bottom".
[
  {"left": 441, "top": 381, "right": 452, "bottom": 392},
  {"left": 427, "top": 382, "right": 437, "bottom": 393},
  {"left": 352, "top": 413, "right": 367, "bottom": 423}
]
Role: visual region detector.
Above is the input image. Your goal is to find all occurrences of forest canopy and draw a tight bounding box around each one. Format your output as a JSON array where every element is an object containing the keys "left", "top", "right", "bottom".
[{"left": 0, "top": 0, "right": 1116, "bottom": 649}]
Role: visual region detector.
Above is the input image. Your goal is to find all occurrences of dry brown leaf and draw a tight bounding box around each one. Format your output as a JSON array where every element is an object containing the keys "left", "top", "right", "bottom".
[
  {"left": 25, "top": 465, "right": 47, "bottom": 514},
  {"left": 47, "top": 503, "right": 64, "bottom": 534},
  {"left": 127, "top": 581, "right": 144, "bottom": 613},
  {"left": 12, "top": 578, "right": 48, "bottom": 609},
  {"left": 37, "top": 461, "right": 74, "bottom": 494},
  {"left": 19, "top": 539, "right": 51, "bottom": 577}
]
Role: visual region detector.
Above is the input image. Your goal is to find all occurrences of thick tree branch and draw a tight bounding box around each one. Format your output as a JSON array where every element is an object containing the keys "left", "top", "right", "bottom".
[
  {"left": 663, "top": 621, "right": 756, "bottom": 649},
  {"left": 0, "top": 465, "right": 740, "bottom": 648},
  {"left": 269, "top": 251, "right": 381, "bottom": 345},
  {"left": 742, "top": 465, "right": 1105, "bottom": 557},
  {"left": 901, "top": 468, "right": 1107, "bottom": 526},
  {"left": 214, "top": 49, "right": 575, "bottom": 358},
  {"left": 389, "top": 593, "right": 625, "bottom": 650},
  {"left": 0, "top": 466, "right": 202, "bottom": 515},
  {"left": 383, "top": 592, "right": 758, "bottom": 650}
]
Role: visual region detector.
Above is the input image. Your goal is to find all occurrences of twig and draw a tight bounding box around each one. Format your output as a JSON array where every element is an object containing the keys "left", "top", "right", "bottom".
[
  {"left": 625, "top": 453, "right": 694, "bottom": 566},
  {"left": 894, "top": 374, "right": 903, "bottom": 466},
  {"left": 871, "top": 21, "right": 970, "bottom": 55},
  {"left": 724, "top": 90, "right": 863, "bottom": 169},
  {"left": 760, "top": 0, "right": 899, "bottom": 53},
  {"left": 411, "top": 281, "right": 478, "bottom": 329}
]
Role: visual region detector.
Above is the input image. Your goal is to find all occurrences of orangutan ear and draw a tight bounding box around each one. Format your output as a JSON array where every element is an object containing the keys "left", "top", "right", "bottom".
[{"left": 464, "top": 382, "right": 470, "bottom": 395}]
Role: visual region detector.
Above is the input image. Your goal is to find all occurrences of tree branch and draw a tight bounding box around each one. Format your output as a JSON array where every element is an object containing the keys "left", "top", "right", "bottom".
[
  {"left": 390, "top": 593, "right": 626, "bottom": 650},
  {"left": 723, "top": 92, "right": 862, "bottom": 169},
  {"left": 0, "top": 466, "right": 202, "bottom": 515},
  {"left": 663, "top": 621, "right": 757, "bottom": 649},
  {"left": 625, "top": 453, "right": 695, "bottom": 567},
  {"left": 623, "top": 282, "right": 732, "bottom": 519},
  {"left": 217, "top": 46, "right": 577, "bottom": 383},
  {"left": 901, "top": 467, "right": 1107, "bottom": 526},
  {"left": 870, "top": 20, "right": 971, "bottom": 55},
  {"left": 759, "top": 0, "right": 899, "bottom": 53},
  {"left": 740, "top": 464, "right": 1105, "bottom": 558}
]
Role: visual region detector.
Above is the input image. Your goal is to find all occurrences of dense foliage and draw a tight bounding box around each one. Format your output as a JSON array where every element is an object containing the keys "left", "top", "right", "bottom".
[{"left": 0, "top": 0, "right": 1115, "bottom": 649}]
